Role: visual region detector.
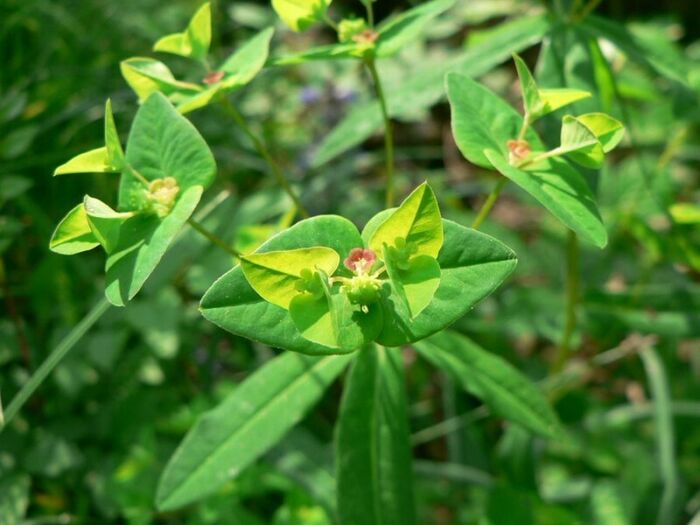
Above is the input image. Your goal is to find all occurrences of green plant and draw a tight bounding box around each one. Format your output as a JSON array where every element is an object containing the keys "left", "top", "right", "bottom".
[{"left": 4, "top": 0, "right": 700, "bottom": 523}]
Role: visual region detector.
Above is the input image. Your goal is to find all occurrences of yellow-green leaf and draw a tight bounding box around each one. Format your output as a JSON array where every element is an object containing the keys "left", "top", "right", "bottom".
[
  {"left": 560, "top": 115, "right": 605, "bottom": 169},
  {"left": 153, "top": 2, "right": 211, "bottom": 60},
  {"left": 104, "top": 99, "right": 125, "bottom": 169},
  {"left": 513, "top": 53, "right": 542, "bottom": 117},
  {"left": 575, "top": 112, "right": 625, "bottom": 152},
  {"left": 272, "top": 0, "right": 331, "bottom": 32},
  {"left": 53, "top": 147, "right": 114, "bottom": 176},
  {"left": 369, "top": 182, "right": 443, "bottom": 260},
  {"left": 384, "top": 252, "right": 440, "bottom": 319},
  {"left": 670, "top": 203, "right": 700, "bottom": 224},
  {"left": 539, "top": 88, "right": 591, "bottom": 116},
  {"left": 49, "top": 203, "right": 100, "bottom": 255},
  {"left": 240, "top": 247, "right": 340, "bottom": 309}
]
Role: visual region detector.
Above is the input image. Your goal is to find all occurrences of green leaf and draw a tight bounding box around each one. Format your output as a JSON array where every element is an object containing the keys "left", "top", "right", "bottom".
[
  {"left": 154, "top": 2, "right": 211, "bottom": 60},
  {"left": 383, "top": 252, "right": 440, "bottom": 319},
  {"left": 201, "top": 215, "right": 366, "bottom": 355},
  {"left": 289, "top": 281, "right": 382, "bottom": 351},
  {"left": 53, "top": 146, "right": 114, "bottom": 176},
  {"left": 104, "top": 99, "right": 125, "bottom": 169},
  {"left": 363, "top": 215, "right": 518, "bottom": 347},
  {"left": 575, "top": 112, "right": 625, "bottom": 153},
  {"left": 120, "top": 57, "right": 202, "bottom": 103},
  {"left": 120, "top": 92, "right": 216, "bottom": 211},
  {"left": 559, "top": 115, "right": 605, "bottom": 169},
  {"left": 368, "top": 182, "right": 443, "bottom": 259},
  {"left": 83, "top": 195, "right": 134, "bottom": 253},
  {"left": 484, "top": 149, "right": 607, "bottom": 247},
  {"left": 311, "top": 15, "right": 550, "bottom": 167},
  {"left": 105, "top": 185, "right": 203, "bottom": 306},
  {"left": 156, "top": 351, "right": 352, "bottom": 510},
  {"left": 272, "top": 0, "right": 331, "bottom": 32},
  {"left": 0, "top": 474, "right": 30, "bottom": 525},
  {"left": 670, "top": 203, "right": 700, "bottom": 224},
  {"left": 447, "top": 73, "right": 607, "bottom": 247},
  {"left": 240, "top": 247, "right": 340, "bottom": 309},
  {"left": 337, "top": 346, "right": 416, "bottom": 525},
  {"left": 49, "top": 203, "right": 100, "bottom": 255},
  {"left": 374, "top": 0, "right": 455, "bottom": 58},
  {"left": 415, "top": 331, "right": 564, "bottom": 439}
]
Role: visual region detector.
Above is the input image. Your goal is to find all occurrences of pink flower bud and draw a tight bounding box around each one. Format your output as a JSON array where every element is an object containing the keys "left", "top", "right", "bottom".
[{"left": 344, "top": 248, "right": 376, "bottom": 274}]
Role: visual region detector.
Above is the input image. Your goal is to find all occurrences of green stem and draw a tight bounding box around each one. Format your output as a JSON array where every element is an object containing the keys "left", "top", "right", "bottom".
[
  {"left": 1, "top": 297, "right": 111, "bottom": 431},
  {"left": 323, "top": 12, "right": 339, "bottom": 31},
  {"left": 364, "top": 0, "right": 375, "bottom": 27},
  {"left": 366, "top": 58, "right": 395, "bottom": 207},
  {"left": 573, "top": 0, "right": 603, "bottom": 22},
  {"left": 471, "top": 177, "right": 507, "bottom": 230},
  {"left": 187, "top": 217, "right": 241, "bottom": 258},
  {"left": 517, "top": 114, "right": 531, "bottom": 141},
  {"left": 220, "top": 99, "right": 309, "bottom": 218},
  {"left": 517, "top": 146, "right": 565, "bottom": 168},
  {"left": 551, "top": 230, "right": 579, "bottom": 374}
]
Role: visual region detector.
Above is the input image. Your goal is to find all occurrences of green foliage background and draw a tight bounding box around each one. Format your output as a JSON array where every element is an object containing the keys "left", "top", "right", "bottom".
[{"left": 1, "top": 0, "right": 700, "bottom": 523}]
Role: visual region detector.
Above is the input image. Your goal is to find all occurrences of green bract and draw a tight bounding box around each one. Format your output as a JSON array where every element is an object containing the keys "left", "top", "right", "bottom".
[
  {"left": 272, "top": 0, "right": 331, "bottom": 32},
  {"left": 513, "top": 53, "right": 591, "bottom": 121},
  {"left": 446, "top": 72, "right": 611, "bottom": 248},
  {"left": 50, "top": 92, "right": 216, "bottom": 306},
  {"left": 54, "top": 100, "right": 124, "bottom": 175},
  {"left": 122, "top": 26, "right": 274, "bottom": 114},
  {"left": 153, "top": 2, "right": 211, "bottom": 60},
  {"left": 201, "top": 183, "right": 517, "bottom": 353},
  {"left": 270, "top": 0, "right": 455, "bottom": 64}
]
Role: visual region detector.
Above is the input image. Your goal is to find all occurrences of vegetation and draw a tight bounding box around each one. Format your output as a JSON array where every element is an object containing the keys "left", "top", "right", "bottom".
[{"left": 1, "top": 0, "right": 699, "bottom": 523}]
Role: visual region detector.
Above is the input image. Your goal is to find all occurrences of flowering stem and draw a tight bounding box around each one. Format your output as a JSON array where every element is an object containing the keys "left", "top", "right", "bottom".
[
  {"left": 471, "top": 177, "right": 507, "bottom": 230},
  {"left": 220, "top": 98, "right": 309, "bottom": 218},
  {"left": 364, "top": 0, "right": 375, "bottom": 27},
  {"left": 366, "top": 58, "right": 395, "bottom": 207},
  {"left": 187, "top": 217, "right": 241, "bottom": 258},
  {"left": 2, "top": 297, "right": 111, "bottom": 432}
]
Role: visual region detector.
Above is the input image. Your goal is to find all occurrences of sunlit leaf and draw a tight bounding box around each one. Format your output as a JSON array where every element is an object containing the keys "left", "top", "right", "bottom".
[
  {"left": 272, "top": 0, "right": 331, "bottom": 32},
  {"left": 575, "top": 112, "right": 625, "bottom": 152},
  {"left": 53, "top": 147, "right": 114, "bottom": 176},
  {"left": 120, "top": 58, "right": 202, "bottom": 104},
  {"left": 560, "top": 115, "right": 605, "bottom": 168},
  {"left": 383, "top": 251, "right": 440, "bottom": 319},
  {"left": 83, "top": 195, "right": 134, "bottom": 253}
]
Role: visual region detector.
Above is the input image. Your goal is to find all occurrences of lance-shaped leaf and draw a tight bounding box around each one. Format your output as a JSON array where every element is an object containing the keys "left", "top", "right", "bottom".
[
  {"left": 177, "top": 27, "right": 275, "bottom": 114},
  {"left": 336, "top": 346, "right": 416, "bottom": 525},
  {"left": 383, "top": 249, "right": 440, "bottom": 320},
  {"left": 83, "top": 195, "right": 134, "bottom": 253},
  {"left": 120, "top": 58, "right": 202, "bottom": 104},
  {"left": 289, "top": 276, "right": 382, "bottom": 351},
  {"left": 119, "top": 92, "right": 216, "bottom": 210},
  {"left": 240, "top": 247, "right": 340, "bottom": 309},
  {"left": 415, "top": 331, "right": 564, "bottom": 439},
  {"left": 201, "top": 216, "right": 366, "bottom": 355},
  {"left": 154, "top": 2, "right": 211, "bottom": 60},
  {"left": 272, "top": 0, "right": 331, "bottom": 32},
  {"left": 670, "top": 203, "right": 700, "bottom": 224},
  {"left": 447, "top": 73, "right": 607, "bottom": 247},
  {"left": 156, "top": 351, "right": 353, "bottom": 510},
  {"left": 559, "top": 115, "right": 605, "bottom": 168},
  {"left": 105, "top": 185, "right": 203, "bottom": 306},
  {"left": 369, "top": 182, "right": 443, "bottom": 259},
  {"left": 49, "top": 203, "right": 99, "bottom": 255},
  {"left": 363, "top": 213, "right": 518, "bottom": 346},
  {"left": 513, "top": 54, "right": 590, "bottom": 121}
]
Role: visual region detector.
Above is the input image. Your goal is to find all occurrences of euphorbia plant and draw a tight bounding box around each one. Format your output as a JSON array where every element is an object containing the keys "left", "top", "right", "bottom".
[{"left": 4, "top": 1, "right": 634, "bottom": 523}]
